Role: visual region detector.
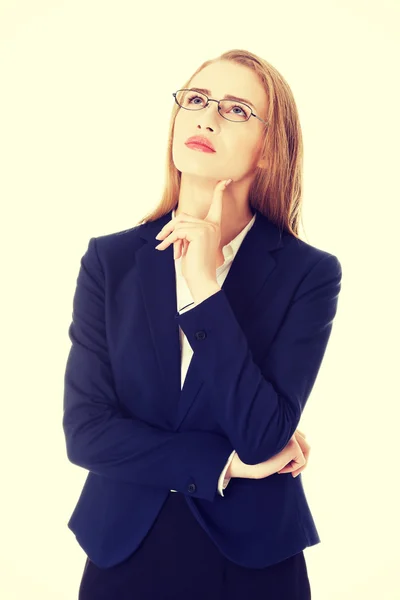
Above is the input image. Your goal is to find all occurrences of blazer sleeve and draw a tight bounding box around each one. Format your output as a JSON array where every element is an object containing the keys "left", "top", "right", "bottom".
[
  {"left": 178, "top": 302, "right": 196, "bottom": 314},
  {"left": 176, "top": 254, "right": 342, "bottom": 465},
  {"left": 62, "top": 237, "right": 234, "bottom": 503}
]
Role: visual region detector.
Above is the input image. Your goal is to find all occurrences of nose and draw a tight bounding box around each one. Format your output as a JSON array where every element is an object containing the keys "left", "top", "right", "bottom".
[{"left": 196, "top": 101, "right": 221, "bottom": 131}]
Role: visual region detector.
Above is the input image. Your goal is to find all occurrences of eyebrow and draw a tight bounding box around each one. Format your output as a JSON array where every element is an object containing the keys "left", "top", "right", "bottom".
[{"left": 189, "top": 87, "right": 257, "bottom": 111}]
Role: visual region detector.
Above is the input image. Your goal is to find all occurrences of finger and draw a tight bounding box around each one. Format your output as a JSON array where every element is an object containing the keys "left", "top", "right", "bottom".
[
  {"left": 278, "top": 457, "right": 306, "bottom": 475},
  {"left": 292, "top": 432, "right": 309, "bottom": 459},
  {"left": 295, "top": 429, "right": 306, "bottom": 438},
  {"left": 295, "top": 439, "right": 311, "bottom": 462},
  {"left": 155, "top": 229, "right": 190, "bottom": 251},
  {"left": 173, "top": 240, "right": 182, "bottom": 260},
  {"left": 156, "top": 222, "right": 206, "bottom": 250},
  {"left": 176, "top": 240, "right": 187, "bottom": 259},
  {"left": 296, "top": 435, "right": 310, "bottom": 451},
  {"left": 156, "top": 213, "right": 204, "bottom": 240},
  {"left": 278, "top": 442, "right": 308, "bottom": 473},
  {"left": 206, "top": 179, "right": 231, "bottom": 226},
  {"left": 278, "top": 457, "right": 307, "bottom": 475},
  {"left": 291, "top": 465, "right": 306, "bottom": 477},
  {"left": 279, "top": 443, "right": 310, "bottom": 473},
  {"left": 176, "top": 239, "right": 186, "bottom": 259}
]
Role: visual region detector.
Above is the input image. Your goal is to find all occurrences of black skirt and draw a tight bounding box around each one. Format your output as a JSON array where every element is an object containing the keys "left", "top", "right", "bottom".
[{"left": 78, "top": 490, "right": 311, "bottom": 600}]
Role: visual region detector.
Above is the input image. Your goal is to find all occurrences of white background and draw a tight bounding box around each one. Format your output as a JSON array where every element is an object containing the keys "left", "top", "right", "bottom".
[{"left": 1, "top": 1, "right": 399, "bottom": 598}]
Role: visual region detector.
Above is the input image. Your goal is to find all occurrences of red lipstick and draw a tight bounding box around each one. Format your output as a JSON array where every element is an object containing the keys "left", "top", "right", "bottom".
[{"left": 185, "top": 135, "right": 216, "bottom": 153}]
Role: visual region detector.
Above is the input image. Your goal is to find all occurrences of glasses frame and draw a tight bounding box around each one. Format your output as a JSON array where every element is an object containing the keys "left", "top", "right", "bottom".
[{"left": 172, "top": 89, "right": 269, "bottom": 126}]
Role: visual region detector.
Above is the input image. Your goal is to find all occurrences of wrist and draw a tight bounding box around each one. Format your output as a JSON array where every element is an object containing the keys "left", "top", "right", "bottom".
[{"left": 190, "top": 281, "right": 221, "bottom": 305}]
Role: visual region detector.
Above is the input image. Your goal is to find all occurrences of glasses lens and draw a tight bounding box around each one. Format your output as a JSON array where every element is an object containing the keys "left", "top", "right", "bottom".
[
  {"left": 219, "top": 100, "right": 251, "bottom": 122},
  {"left": 175, "top": 90, "right": 251, "bottom": 122},
  {"left": 175, "top": 89, "right": 207, "bottom": 110}
]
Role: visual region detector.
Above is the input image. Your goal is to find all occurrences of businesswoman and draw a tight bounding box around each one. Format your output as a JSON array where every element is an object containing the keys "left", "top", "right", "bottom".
[{"left": 63, "top": 48, "right": 342, "bottom": 599}]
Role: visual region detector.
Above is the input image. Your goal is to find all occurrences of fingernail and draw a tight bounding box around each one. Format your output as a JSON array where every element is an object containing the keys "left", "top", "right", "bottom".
[{"left": 225, "top": 179, "right": 232, "bottom": 187}]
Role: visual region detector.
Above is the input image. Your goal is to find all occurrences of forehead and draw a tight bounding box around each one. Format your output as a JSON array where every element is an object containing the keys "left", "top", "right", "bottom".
[{"left": 189, "top": 61, "right": 267, "bottom": 113}]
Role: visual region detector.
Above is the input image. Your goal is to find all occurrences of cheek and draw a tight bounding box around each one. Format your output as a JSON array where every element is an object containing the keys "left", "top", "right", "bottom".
[
  {"left": 229, "top": 135, "right": 261, "bottom": 169},
  {"left": 172, "top": 118, "right": 181, "bottom": 144},
  {"left": 173, "top": 112, "right": 192, "bottom": 137},
  {"left": 172, "top": 115, "right": 190, "bottom": 153}
]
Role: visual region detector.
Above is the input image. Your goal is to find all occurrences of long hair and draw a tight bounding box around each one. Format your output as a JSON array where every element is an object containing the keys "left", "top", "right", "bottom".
[{"left": 135, "top": 48, "right": 306, "bottom": 240}]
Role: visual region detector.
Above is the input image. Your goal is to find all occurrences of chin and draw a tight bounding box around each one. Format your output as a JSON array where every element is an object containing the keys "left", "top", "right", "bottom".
[
  {"left": 173, "top": 145, "right": 219, "bottom": 173},
  {"left": 173, "top": 160, "right": 226, "bottom": 183}
]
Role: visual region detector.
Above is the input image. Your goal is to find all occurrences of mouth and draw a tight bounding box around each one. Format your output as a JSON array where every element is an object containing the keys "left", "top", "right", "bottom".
[
  {"left": 185, "top": 142, "right": 215, "bottom": 154},
  {"left": 185, "top": 136, "right": 216, "bottom": 153}
]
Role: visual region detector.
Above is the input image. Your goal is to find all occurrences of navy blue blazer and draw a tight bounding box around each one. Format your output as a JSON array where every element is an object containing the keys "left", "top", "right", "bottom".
[{"left": 63, "top": 208, "right": 342, "bottom": 569}]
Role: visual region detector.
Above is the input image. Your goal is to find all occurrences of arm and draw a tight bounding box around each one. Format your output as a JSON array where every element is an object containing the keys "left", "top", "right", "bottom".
[
  {"left": 176, "top": 254, "right": 342, "bottom": 465},
  {"left": 63, "top": 237, "right": 234, "bottom": 503}
]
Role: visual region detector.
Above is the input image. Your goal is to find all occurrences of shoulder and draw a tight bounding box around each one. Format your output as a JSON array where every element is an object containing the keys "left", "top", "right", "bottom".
[
  {"left": 267, "top": 223, "right": 343, "bottom": 297},
  {"left": 88, "top": 220, "right": 154, "bottom": 264},
  {"left": 286, "top": 233, "right": 340, "bottom": 268},
  {"left": 279, "top": 234, "right": 342, "bottom": 295},
  {"left": 75, "top": 224, "right": 146, "bottom": 281},
  {"left": 81, "top": 213, "right": 169, "bottom": 275},
  {"left": 257, "top": 210, "right": 341, "bottom": 277}
]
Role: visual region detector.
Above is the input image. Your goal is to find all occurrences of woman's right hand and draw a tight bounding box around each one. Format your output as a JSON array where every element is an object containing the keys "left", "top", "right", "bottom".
[{"left": 226, "top": 429, "right": 310, "bottom": 480}]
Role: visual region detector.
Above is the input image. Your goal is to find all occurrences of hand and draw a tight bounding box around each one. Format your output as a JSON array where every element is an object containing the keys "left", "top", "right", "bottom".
[
  {"left": 277, "top": 429, "right": 310, "bottom": 475},
  {"left": 226, "top": 429, "right": 310, "bottom": 480},
  {"left": 154, "top": 179, "right": 232, "bottom": 296}
]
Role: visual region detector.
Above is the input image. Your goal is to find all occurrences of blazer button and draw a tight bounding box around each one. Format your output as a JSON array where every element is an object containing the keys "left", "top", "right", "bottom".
[
  {"left": 195, "top": 330, "right": 207, "bottom": 340},
  {"left": 188, "top": 483, "right": 197, "bottom": 493}
]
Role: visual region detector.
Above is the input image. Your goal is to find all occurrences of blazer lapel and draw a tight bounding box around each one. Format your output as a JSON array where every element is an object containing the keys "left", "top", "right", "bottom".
[{"left": 136, "top": 208, "right": 285, "bottom": 430}]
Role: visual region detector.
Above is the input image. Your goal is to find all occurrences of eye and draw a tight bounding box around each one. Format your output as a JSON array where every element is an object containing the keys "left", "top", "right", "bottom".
[
  {"left": 231, "top": 105, "right": 246, "bottom": 116},
  {"left": 221, "top": 101, "right": 251, "bottom": 120},
  {"left": 187, "top": 94, "right": 205, "bottom": 105}
]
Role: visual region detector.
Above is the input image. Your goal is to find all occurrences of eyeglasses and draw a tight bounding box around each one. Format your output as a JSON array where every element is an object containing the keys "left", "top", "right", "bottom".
[{"left": 172, "top": 89, "right": 269, "bottom": 126}]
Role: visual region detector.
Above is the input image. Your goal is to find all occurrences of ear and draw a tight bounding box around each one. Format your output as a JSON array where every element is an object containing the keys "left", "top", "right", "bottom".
[
  {"left": 256, "top": 146, "right": 268, "bottom": 169},
  {"left": 257, "top": 156, "right": 268, "bottom": 169}
]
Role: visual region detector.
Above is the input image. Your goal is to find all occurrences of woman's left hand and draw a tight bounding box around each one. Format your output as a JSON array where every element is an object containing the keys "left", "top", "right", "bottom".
[
  {"left": 277, "top": 429, "right": 311, "bottom": 476},
  {"left": 154, "top": 179, "right": 232, "bottom": 296},
  {"left": 226, "top": 429, "right": 311, "bottom": 480}
]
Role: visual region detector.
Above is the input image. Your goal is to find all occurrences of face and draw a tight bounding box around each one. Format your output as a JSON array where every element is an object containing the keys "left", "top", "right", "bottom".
[{"left": 172, "top": 60, "right": 268, "bottom": 185}]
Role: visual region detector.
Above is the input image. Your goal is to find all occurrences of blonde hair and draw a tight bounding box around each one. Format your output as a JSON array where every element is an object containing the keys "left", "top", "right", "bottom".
[{"left": 135, "top": 48, "right": 306, "bottom": 239}]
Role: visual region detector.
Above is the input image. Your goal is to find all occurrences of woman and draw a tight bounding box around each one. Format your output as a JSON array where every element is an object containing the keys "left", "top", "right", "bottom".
[{"left": 63, "top": 48, "right": 342, "bottom": 599}]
